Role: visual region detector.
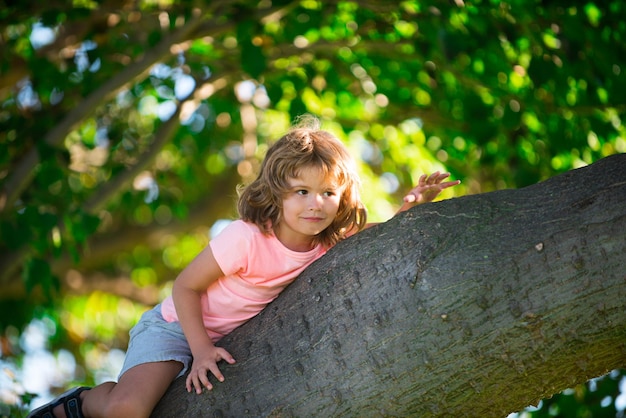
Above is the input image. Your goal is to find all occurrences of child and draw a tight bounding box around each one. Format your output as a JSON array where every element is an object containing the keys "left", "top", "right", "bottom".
[{"left": 28, "top": 115, "right": 459, "bottom": 418}]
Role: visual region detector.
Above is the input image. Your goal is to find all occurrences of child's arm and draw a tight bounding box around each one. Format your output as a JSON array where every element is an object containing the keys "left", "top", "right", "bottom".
[{"left": 172, "top": 246, "right": 236, "bottom": 394}]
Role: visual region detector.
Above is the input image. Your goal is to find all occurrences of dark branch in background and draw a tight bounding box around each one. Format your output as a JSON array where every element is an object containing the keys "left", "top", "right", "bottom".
[
  {"left": 0, "top": 11, "right": 206, "bottom": 214},
  {"left": 84, "top": 95, "right": 186, "bottom": 214},
  {"left": 0, "top": 71, "right": 236, "bottom": 287},
  {"left": 0, "top": 165, "right": 240, "bottom": 302},
  {"left": 0, "top": 102, "right": 191, "bottom": 287}
]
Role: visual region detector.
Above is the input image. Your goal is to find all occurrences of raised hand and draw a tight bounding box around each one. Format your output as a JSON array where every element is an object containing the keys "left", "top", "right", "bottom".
[{"left": 402, "top": 171, "right": 460, "bottom": 206}]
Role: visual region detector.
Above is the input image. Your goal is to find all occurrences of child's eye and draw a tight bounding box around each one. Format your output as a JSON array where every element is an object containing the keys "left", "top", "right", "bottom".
[
  {"left": 296, "top": 189, "right": 308, "bottom": 195},
  {"left": 324, "top": 191, "right": 336, "bottom": 197}
]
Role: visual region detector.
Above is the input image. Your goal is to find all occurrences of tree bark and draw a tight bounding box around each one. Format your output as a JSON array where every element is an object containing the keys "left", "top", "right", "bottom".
[{"left": 152, "top": 154, "right": 626, "bottom": 417}]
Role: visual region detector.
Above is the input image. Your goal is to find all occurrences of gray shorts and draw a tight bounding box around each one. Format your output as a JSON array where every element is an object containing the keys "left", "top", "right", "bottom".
[{"left": 118, "top": 304, "right": 192, "bottom": 380}]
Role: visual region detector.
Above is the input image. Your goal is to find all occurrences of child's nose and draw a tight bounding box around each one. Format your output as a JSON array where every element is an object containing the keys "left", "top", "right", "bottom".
[{"left": 309, "top": 193, "right": 323, "bottom": 209}]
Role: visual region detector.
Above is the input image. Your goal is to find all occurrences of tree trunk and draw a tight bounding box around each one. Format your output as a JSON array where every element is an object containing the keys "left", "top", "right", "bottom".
[{"left": 152, "top": 154, "right": 626, "bottom": 417}]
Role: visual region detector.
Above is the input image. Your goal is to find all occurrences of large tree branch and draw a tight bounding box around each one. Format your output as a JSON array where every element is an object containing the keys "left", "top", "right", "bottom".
[
  {"left": 152, "top": 153, "right": 626, "bottom": 417},
  {"left": 0, "top": 0, "right": 304, "bottom": 215}
]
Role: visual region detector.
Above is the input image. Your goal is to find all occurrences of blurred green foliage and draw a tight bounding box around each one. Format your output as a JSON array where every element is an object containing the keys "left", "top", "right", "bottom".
[{"left": 0, "top": 0, "right": 624, "bottom": 415}]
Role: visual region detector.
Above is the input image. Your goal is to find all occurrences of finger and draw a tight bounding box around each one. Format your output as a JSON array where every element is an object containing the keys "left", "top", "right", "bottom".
[
  {"left": 403, "top": 193, "right": 417, "bottom": 203},
  {"left": 199, "top": 368, "right": 214, "bottom": 390},
  {"left": 435, "top": 172, "right": 451, "bottom": 182},
  {"left": 222, "top": 353, "right": 236, "bottom": 365},
  {"left": 427, "top": 171, "right": 441, "bottom": 184},
  {"left": 208, "top": 364, "right": 225, "bottom": 383},
  {"left": 440, "top": 180, "right": 461, "bottom": 189},
  {"left": 186, "top": 375, "right": 193, "bottom": 393},
  {"left": 192, "top": 373, "right": 204, "bottom": 394},
  {"left": 427, "top": 172, "right": 449, "bottom": 185},
  {"left": 216, "top": 348, "right": 237, "bottom": 365}
]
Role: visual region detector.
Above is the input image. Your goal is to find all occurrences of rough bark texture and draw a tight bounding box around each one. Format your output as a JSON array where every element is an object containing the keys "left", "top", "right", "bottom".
[{"left": 152, "top": 154, "right": 626, "bottom": 417}]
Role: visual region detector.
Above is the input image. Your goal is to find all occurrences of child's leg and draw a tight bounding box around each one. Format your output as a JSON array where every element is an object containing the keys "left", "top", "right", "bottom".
[
  {"left": 31, "top": 305, "right": 191, "bottom": 418},
  {"left": 86, "top": 360, "right": 183, "bottom": 418},
  {"left": 51, "top": 360, "right": 183, "bottom": 418}
]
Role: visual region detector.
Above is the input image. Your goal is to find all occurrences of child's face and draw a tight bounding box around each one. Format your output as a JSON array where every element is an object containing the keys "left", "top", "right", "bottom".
[{"left": 275, "top": 165, "right": 342, "bottom": 250}]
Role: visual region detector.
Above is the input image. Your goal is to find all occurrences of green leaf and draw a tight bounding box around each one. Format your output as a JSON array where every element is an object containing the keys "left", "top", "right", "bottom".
[
  {"left": 65, "top": 210, "right": 101, "bottom": 244},
  {"left": 23, "top": 257, "right": 59, "bottom": 299},
  {"left": 237, "top": 20, "right": 266, "bottom": 79}
]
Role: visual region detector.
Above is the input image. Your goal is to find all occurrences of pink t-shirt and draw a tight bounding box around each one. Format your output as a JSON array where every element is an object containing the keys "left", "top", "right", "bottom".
[{"left": 160, "top": 220, "right": 326, "bottom": 342}]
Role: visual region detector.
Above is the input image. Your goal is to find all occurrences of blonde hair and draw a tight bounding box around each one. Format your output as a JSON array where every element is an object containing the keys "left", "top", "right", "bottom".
[{"left": 238, "top": 115, "right": 367, "bottom": 247}]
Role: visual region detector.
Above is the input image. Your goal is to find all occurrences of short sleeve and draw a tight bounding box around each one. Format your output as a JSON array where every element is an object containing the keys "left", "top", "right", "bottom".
[{"left": 208, "top": 220, "right": 252, "bottom": 276}]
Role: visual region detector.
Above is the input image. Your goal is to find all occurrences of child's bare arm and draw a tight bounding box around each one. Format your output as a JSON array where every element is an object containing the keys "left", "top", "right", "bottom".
[{"left": 173, "top": 246, "right": 236, "bottom": 394}]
